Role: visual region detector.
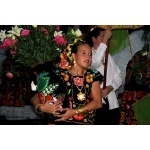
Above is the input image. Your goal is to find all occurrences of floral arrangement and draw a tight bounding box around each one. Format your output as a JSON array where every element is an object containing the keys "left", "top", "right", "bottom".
[
  {"left": 0, "top": 25, "right": 83, "bottom": 109},
  {"left": 0, "top": 25, "right": 82, "bottom": 69}
]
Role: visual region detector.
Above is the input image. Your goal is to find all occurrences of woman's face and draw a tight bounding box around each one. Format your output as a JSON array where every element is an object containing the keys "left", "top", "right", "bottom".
[
  {"left": 73, "top": 44, "right": 92, "bottom": 69},
  {"left": 93, "top": 31, "right": 104, "bottom": 46}
]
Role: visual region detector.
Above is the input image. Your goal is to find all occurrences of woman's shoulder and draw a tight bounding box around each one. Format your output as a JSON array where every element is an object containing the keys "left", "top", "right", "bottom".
[
  {"left": 86, "top": 68, "right": 101, "bottom": 75},
  {"left": 86, "top": 68, "right": 103, "bottom": 82}
]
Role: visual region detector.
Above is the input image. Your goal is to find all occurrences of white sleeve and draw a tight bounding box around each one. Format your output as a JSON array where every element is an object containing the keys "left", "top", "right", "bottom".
[
  {"left": 91, "top": 43, "right": 107, "bottom": 69},
  {"left": 109, "top": 57, "right": 122, "bottom": 91}
]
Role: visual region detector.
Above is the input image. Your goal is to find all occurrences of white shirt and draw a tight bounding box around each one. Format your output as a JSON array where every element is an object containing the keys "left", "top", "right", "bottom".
[{"left": 91, "top": 43, "right": 122, "bottom": 110}]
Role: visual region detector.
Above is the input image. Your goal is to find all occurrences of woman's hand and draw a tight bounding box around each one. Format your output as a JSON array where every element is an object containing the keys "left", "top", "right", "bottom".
[
  {"left": 55, "top": 108, "right": 76, "bottom": 122},
  {"left": 102, "top": 26, "right": 112, "bottom": 44},
  {"left": 102, "top": 85, "right": 113, "bottom": 97},
  {"left": 40, "top": 100, "right": 62, "bottom": 115}
]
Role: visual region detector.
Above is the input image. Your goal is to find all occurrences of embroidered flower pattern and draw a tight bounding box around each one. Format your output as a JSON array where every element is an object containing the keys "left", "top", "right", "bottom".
[
  {"left": 64, "top": 74, "right": 69, "bottom": 82},
  {"left": 56, "top": 69, "right": 103, "bottom": 124},
  {"left": 85, "top": 74, "right": 93, "bottom": 83},
  {"left": 74, "top": 77, "right": 83, "bottom": 86},
  {"left": 38, "top": 93, "right": 45, "bottom": 103}
]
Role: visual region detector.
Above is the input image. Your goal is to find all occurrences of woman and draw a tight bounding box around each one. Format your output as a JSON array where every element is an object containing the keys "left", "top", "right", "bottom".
[
  {"left": 31, "top": 41, "right": 103, "bottom": 125},
  {"left": 86, "top": 27, "right": 122, "bottom": 125},
  {"left": 119, "top": 49, "right": 150, "bottom": 125}
]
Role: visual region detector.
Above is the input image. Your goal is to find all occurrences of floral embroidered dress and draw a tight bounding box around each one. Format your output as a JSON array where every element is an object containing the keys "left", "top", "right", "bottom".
[
  {"left": 119, "top": 60, "right": 150, "bottom": 125},
  {"left": 54, "top": 68, "right": 103, "bottom": 125}
]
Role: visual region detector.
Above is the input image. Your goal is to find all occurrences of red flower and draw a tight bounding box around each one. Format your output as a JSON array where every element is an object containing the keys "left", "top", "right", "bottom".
[
  {"left": 122, "top": 91, "right": 127, "bottom": 101},
  {"left": 126, "top": 104, "right": 130, "bottom": 110},
  {"left": 63, "top": 74, "right": 69, "bottom": 82},
  {"left": 21, "top": 29, "right": 30, "bottom": 36},
  {"left": 59, "top": 59, "right": 69, "bottom": 69},
  {"left": 54, "top": 35, "right": 67, "bottom": 46},
  {"left": 57, "top": 95, "right": 65, "bottom": 101},
  {"left": 74, "top": 77, "right": 83, "bottom": 86},
  {"left": 60, "top": 51, "right": 67, "bottom": 60},
  {"left": 73, "top": 114, "right": 84, "bottom": 121},
  {"left": 127, "top": 91, "right": 133, "bottom": 101},
  {"left": 6, "top": 72, "right": 14, "bottom": 79},
  {"left": 38, "top": 93, "right": 45, "bottom": 103},
  {"left": 46, "top": 95, "right": 53, "bottom": 101},
  {"left": 1, "top": 38, "right": 17, "bottom": 49}
]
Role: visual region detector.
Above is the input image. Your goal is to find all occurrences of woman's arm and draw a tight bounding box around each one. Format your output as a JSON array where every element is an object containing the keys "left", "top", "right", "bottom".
[
  {"left": 91, "top": 27, "right": 112, "bottom": 69},
  {"left": 83, "top": 80, "right": 102, "bottom": 110},
  {"left": 91, "top": 43, "right": 107, "bottom": 69},
  {"left": 55, "top": 80, "right": 102, "bottom": 122},
  {"left": 31, "top": 93, "right": 62, "bottom": 115}
]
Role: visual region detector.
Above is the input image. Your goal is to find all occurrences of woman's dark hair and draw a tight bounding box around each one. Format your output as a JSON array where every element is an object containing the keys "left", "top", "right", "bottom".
[
  {"left": 71, "top": 41, "right": 90, "bottom": 54},
  {"left": 135, "top": 50, "right": 147, "bottom": 62},
  {"left": 85, "top": 27, "right": 104, "bottom": 47}
]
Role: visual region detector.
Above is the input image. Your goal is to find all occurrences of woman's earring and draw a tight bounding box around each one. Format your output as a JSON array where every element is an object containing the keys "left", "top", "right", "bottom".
[{"left": 73, "top": 60, "right": 76, "bottom": 66}]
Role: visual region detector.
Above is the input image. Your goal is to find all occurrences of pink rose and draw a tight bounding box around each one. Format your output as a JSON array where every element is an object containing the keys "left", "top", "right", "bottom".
[
  {"left": 1, "top": 38, "right": 17, "bottom": 49},
  {"left": 21, "top": 29, "right": 30, "bottom": 36},
  {"left": 54, "top": 35, "right": 67, "bottom": 46},
  {"left": 6, "top": 72, "right": 14, "bottom": 78}
]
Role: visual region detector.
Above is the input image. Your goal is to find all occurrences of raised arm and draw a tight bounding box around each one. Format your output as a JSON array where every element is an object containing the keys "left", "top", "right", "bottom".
[
  {"left": 91, "top": 27, "right": 112, "bottom": 69},
  {"left": 91, "top": 43, "right": 107, "bottom": 69}
]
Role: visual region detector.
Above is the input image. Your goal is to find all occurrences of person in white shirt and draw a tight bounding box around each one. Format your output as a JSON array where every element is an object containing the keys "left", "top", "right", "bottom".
[{"left": 86, "top": 27, "right": 122, "bottom": 125}]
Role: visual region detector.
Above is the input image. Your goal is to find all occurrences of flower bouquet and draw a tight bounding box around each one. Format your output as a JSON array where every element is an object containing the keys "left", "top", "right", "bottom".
[{"left": 0, "top": 25, "right": 82, "bottom": 115}]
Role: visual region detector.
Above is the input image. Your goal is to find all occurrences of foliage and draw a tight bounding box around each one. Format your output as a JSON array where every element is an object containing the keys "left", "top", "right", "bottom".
[{"left": 0, "top": 25, "right": 82, "bottom": 68}]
